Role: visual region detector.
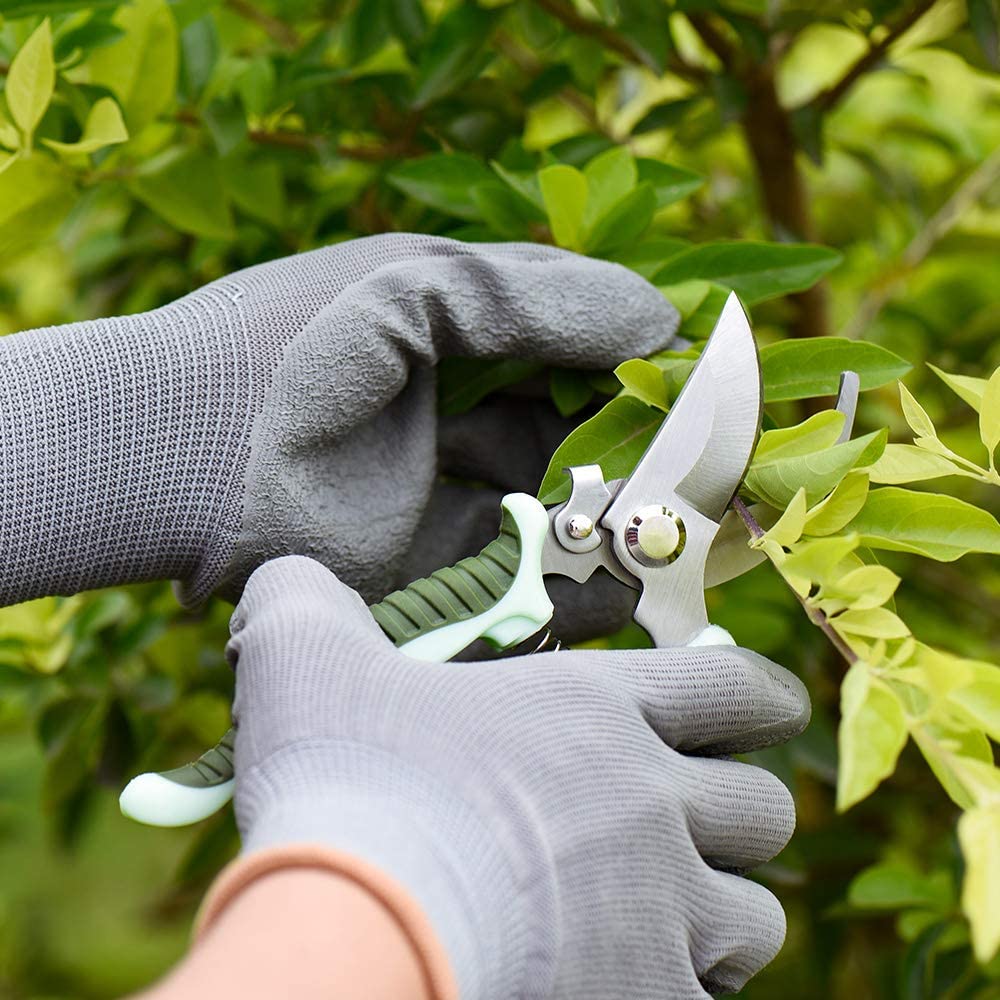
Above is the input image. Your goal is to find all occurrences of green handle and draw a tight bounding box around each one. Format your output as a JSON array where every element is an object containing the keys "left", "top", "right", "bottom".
[{"left": 119, "top": 493, "right": 553, "bottom": 827}]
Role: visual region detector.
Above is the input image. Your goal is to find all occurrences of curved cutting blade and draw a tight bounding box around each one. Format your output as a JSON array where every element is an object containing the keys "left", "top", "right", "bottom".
[{"left": 599, "top": 292, "right": 762, "bottom": 645}]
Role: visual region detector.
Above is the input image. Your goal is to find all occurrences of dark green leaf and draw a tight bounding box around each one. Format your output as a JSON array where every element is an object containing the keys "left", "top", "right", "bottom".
[
  {"left": 387, "top": 153, "right": 494, "bottom": 221},
  {"left": 969, "top": 0, "right": 1000, "bottom": 70},
  {"left": 652, "top": 241, "right": 843, "bottom": 305},
  {"left": 607, "top": 239, "right": 689, "bottom": 280},
  {"left": 632, "top": 98, "right": 702, "bottom": 134},
  {"left": 538, "top": 395, "right": 663, "bottom": 504},
  {"left": 438, "top": 358, "right": 544, "bottom": 416},
  {"left": 413, "top": 5, "right": 500, "bottom": 107},
  {"left": 761, "top": 338, "right": 912, "bottom": 402},
  {"left": 179, "top": 15, "right": 219, "bottom": 101},
  {"left": 584, "top": 181, "right": 657, "bottom": 253},
  {"left": 130, "top": 150, "right": 235, "bottom": 240},
  {"left": 635, "top": 159, "right": 703, "bottom": 207},
  {"left": 203, "top": 97, "right": 247, "bottom": 156},
  {"left": 550, "top": 369, "right": 595, "bottom": 417}
]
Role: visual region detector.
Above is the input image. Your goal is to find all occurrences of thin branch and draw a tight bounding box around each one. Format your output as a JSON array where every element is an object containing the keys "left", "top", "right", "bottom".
[
  {"left": 533, "top": 0, "right": 707, "bottom": 82},
  {"left": 223, "top": 0, "right": 301, "bottom": 49},
  {"left": 732, "top": 497, "right": 860, "bottom": 665},
  {"left": 839, "top": 145, "right": 1000, "bottom": 339},
  {"left": 808, "top": 0, "right": 939, "bottom": 114},
  {"left": 686, "top": 12, "right": 738, "bottom": 73}
]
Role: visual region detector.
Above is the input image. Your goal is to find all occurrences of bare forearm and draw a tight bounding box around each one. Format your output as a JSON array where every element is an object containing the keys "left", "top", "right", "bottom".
[{"left": 136, "top": 869, "right": 432, "bottom": 1000}]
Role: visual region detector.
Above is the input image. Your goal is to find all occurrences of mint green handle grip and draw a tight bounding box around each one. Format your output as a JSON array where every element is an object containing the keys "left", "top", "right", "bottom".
[{"left": 119, "top": 493, "right": 553, "bottom": 827}]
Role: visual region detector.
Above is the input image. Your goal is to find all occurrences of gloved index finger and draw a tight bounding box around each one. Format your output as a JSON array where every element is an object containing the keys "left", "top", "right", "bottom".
[{"left": 583, "top": 645, "right": 811, "bottom": 755}]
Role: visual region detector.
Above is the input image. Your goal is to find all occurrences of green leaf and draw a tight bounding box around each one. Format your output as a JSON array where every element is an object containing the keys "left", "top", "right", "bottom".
[
  {"left": 765, "top": 487, "right": 808, "bottom": 548},
  {"left": 413, "top": 5, "right": 498, "bottom": 107},
  {"left": 0, "top": 156, "right": 73, "bottom": 259},
  {"left": 959, "top": 805, "right": 1000, "bottom": 963},
  {"left": 6, "top": 18, "right": 55, "bottom": 144},
  {"left": 538, "top": 395, "right": 663, "bottom": 505},
  {"left": 847, "top": 487, "right": 1000, "bottom": 561},
  {"left": 804, "top": 472, "right": 870, "bottom": 536},
  {"left": 489, "top": 161, "right": 546, "bottom": 213},
  {"left": 829, "top": 564, "right": 901, "bottom": 610},
  {"left": 539, "top": 164, "right": 588, "bottom": 251},
  {"left": 387, "top": 153, "right": 494, "bottom": 222},
  {"left": 471, "top": 182, "right": 534, "bottom": 238},
  {"left": 438, "top": 358, "right": 543, "bottom": 417},
  {"left": 607, "top": 239, "right": 689, "bottom": 280},
  {"left": 635, "top": 159, "right": 703, "bottom": 207},
  {"left": 760, "top": 339, "right": 911, "bottom": 402},
  {"left": 745, "top": 428, "right": 885, "bottom": 508},
  {"left": 549, "top": 369, "right": 594, "bottom": 417},
  {"left": 0, "top": 107, "right": 20, "bottom": 150},
  {"left": 42, "top": 97, "right": 128, "bottom": 155},
  {"left": 130, "top": 149, "right": 234, "bottom": 240},
  {"left": 848, "top": 861, "right": 953, "bottom": 911},
  {"left": 581, "top": 146, "right": 636, "bottom": 229},
  {"left": 584, "top": 182, "right": 657, "bottom": 254},
  {"left": 679, "top": 283, "right": 734, "bottom": 338},
  {"left": 948, "top": 660, "right": 1000, "bottom": 743},
  {"left": 651, "top": 241, "right": 842, "bottom": 305},
  {"left": 755, "top": 410, "right": 845, "bottom": 461},
  {"left": 223, "top": 159, "right": 285, "bottom": 227},
  {"left": 869, "top": 444, "right": 967, "bottom": 484},
  {"left": 85, "top": 0, "right": 179, "bottom": 131},
  {"left": 968, "top": 0, "right": 1000, "bottom": 70},
  {"left": 836, "top": 607, "right": 910, "bottom": 640},
  {"left": 837, "top": 661, "right": 908, "bottom": 811},
  {"left": 979, "top": 367, "right": 1000, "bottom": 460},
  {"left": 899, "top": 383, "right": 937, "bottom": 439},
  {"left": 928, "top": 364, "right": 987, "bottom": 412},
  {"left": 614, "top": 358, "right": 670, "bottom": 410},
  {"left": 780, "top": 534, "right": 859, "bottom": 589}
]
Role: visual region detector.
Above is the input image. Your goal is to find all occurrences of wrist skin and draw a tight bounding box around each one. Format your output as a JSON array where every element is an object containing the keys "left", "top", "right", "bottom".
[{"left": 136, "top": 861, "right": 447, "bottom": 1000}]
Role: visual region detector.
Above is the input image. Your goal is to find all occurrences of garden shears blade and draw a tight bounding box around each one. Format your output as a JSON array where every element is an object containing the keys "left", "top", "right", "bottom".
[{"left": 119, "top": 292, "right": 763, "bottom": 828}]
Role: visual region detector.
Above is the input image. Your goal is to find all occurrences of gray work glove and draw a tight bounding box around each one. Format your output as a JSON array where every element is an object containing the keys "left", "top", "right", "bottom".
[
  {"left": 229, "top": 556, "right": 810, "bottom": 999},
  {"left": 0, "top": 234, "right": 679, "bottom": 616}
]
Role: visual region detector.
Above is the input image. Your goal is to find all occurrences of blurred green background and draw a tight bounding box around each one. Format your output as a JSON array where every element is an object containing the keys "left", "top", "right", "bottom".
[{"left": 0, "top": 0, "right": 999, "bottom": 996}]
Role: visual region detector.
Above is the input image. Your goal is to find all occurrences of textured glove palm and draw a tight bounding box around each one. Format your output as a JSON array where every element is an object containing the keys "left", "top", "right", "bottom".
[
  {"left": 0, "top": 235, "right": 678, "bottom": 613},
  {"left": 229, "top": 556, "right": 810, "bottom": 1000}
]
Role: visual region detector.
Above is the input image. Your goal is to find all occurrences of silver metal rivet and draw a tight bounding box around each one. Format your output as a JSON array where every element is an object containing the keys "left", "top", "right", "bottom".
[
  {"left": 624, "top": 506, "right": 686, "bottom": 567},
  {"left": 566, "top": 515, "right": 594, "bottom": 540}
]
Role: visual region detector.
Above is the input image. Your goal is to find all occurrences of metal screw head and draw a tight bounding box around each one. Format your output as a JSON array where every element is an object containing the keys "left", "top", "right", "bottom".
[
  {"left": 566, "top": 514, "right": 595, "bottom": 540},
  {"left": 624, "top": 506, "right": 686, "bottom": 567}
]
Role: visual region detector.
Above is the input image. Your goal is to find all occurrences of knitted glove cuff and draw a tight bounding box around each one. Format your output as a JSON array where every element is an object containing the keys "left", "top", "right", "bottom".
[{"left": 236, "top": 741, "right": 557, "bottom": 1000}]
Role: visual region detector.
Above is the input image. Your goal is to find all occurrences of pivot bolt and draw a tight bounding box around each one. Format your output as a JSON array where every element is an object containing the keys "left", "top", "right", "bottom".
[
  {"left": 566, "top": 515, "right": 594, "bottom": 540},
  {"left": 625, "top": 506, "right": 686, "bottom": 567}
]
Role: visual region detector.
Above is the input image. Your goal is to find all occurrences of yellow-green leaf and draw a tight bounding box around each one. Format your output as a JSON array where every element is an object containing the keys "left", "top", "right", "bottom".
[
  {"left": 42, "top": 97, "right": 128, "bottom": 155},
  {"left": 0, "top": 156, "right": 73, "bottom": 259},
  {"left": 869, "top": 444, "right": 966, "bottom": 484},
  {"left": 780, "top": 533, "right": 859, "bottom": 585},
  {"left": 899, "top": 382, "right": 937, "bottom": 439},
  {"left": 539, "top": 164, "right": 588, "bottom": 251},
  {"left": 912, "top": 722, "right": 994, "bottom": 810},
  {"left": 980, "top": 367, "right": 1000, "bottom": 460},
  {"left": 847, "top": 487, "right": 1000, "bottom": 561},
  {"left": 830, "top": 564, "right": 900, "bottom": 610},
  {"left": 753, "top": 409, "right": 844, "bottom": 461},
  {"left": 929, "top": 364, "right": 987, "bottom": 412},
  {"left": 764, "top": 486, "right": 808, "bottom": 547},
  {"left": 804, "top": 472, "right": 870, "bottom": 535},
  {"left": 837, "top": 660, "right": 909, "bottom": 811},
  {"left": 959, "top": 805, "right": 1000, "bottom": 963},
  {"left": 582, "top": 146, "right": 636, "bottom": 230},
  {"left": 84, "top": 0, "right": 178, "bottom": 132},
  {"left": 614, "top": 358, "right": 669, "bottom": 410},
  {"left": 6, "top": 19, "right": 55, "bottom": 143},
  {"left": 0, "top": 109, "right": 20, "bottom": 150},
  {"left": 948, "top": 660, "right": 1000, "bottom": 743},
  {"left": 835, "top": 607, "right": 911, "bottom": 640}
]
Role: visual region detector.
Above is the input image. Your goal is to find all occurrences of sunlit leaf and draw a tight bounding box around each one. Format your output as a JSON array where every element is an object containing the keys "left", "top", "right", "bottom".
[
  {"left": 837, "top": 660, "right": 908, "bottom": 811},
  {"left": 581, "top": 146, "right": 636, "bottom": 229},
  {"left": 43, "top": 97, "right": 128, "bottom": 155},
  {"left": 6, "top": 18, "right": 54, "bottom": 144},
  {"left": 869, "top": 444, "right": 967, "bottom": 484},
  {"left": 614, "top": 358, "right": 669, "bottom": 410},
  {"left": 959, "top": 805, "right": 1000, "bottom": 963},
  {"left": 928, "top": 364, "right": 987, "bottom": 412},
  {"left": 899, "top": 383, "right": 937, "bottom": 439},
  {"left": 804, "top": 472, "right": 870, "bottom": 536},
  {"left": 979, "top": 367, "right": 1000, "bottom": 460},
  {"left": 847, "top": 487, "right": 1000, "bottom": 561},
  {"left": 760, "top": 339, "right": 910, "bottom": 402},
  {"left": 539, "top": 164, "right": 588, "bottom": 251}
]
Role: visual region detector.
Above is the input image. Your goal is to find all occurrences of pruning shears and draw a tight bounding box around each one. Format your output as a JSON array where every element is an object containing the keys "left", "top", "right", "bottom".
[{"left": 120, "top": 292, "right": 766, "bottom": 827}]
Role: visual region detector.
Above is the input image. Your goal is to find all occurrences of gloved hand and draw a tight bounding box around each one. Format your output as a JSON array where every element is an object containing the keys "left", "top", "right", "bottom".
[
  {"left": 0, "top": 235, "right": 679, "bottom": 616},
  {"left": 220, "top": 556, "right": 810, "bottom": 999}
]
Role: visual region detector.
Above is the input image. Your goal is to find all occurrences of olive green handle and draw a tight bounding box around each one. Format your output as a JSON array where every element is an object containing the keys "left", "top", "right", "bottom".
[{"left": 119, "top": 493, "right": 553, "bottom": 827}]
